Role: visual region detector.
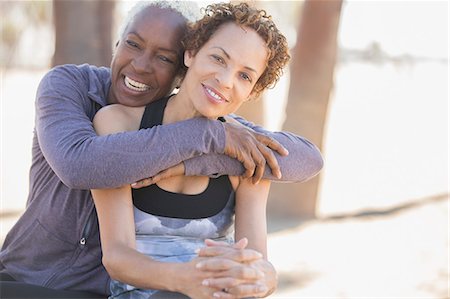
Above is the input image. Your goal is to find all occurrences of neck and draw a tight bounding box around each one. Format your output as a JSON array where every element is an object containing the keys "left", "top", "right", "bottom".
[{"left": 163, "top": 89, "right": 202, "bottom": 124}]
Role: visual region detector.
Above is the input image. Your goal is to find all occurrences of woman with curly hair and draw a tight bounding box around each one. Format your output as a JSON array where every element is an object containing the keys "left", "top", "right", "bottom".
[{"left": 92, "top": 2, "right": 291, "bottom": 298}]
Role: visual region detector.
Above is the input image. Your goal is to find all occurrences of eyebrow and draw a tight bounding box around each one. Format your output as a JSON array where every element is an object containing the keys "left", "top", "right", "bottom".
[
  {"left": 128, "top": 31, "right": 179, "bottom": 55},
  {"left": 214, "top": 46, "right": 258, "bottom": 74}
]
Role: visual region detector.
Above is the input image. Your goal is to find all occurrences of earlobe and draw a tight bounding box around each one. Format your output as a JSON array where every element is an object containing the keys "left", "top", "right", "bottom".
[{"left": 184, "top": 51, "right": 193, "bottom": 68}]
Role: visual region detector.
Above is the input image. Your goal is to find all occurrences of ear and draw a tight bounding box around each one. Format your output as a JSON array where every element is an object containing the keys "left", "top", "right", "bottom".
[{"left": 184, "top": 50, "right": 194, "bottom": 68}]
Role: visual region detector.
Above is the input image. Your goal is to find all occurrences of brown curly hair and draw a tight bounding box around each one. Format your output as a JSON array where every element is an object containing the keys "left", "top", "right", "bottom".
[{"left": 182, "top": 2, "right": 290, "bottom": 97}]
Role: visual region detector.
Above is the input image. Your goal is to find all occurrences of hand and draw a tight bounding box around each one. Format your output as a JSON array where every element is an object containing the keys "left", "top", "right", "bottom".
[
  {"left": 223, "top": 122, "right": 288, "bottom": 184},
  {"left": 175, "top": 256, "right": 226, "bottom": 299},
  {"left": 131, "top": 163, "right": 185, "bottom": 189},
  {"left": 199, "top": 238, "right": 262, "bottom": 262},
  {"left": 195, "top": 257, "right": 267, "bottom": 299},
  {"left": 176, "top": 254, "right": 265, "bottom": 299},
  {"left": 197, "top": 238, "right": 273, "bottom": 298}
]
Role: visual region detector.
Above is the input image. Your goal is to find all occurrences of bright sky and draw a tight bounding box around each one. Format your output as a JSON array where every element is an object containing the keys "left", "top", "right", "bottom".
[{"left": 339, "top": 1, "right": 448, "bottom": 58}]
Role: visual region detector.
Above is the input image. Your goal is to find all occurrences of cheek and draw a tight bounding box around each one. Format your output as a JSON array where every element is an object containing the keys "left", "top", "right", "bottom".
[
  {"left": 235, "top": 84, "right": 253, "bottom": 101},
  {"left": 110, "top": 49, "right": 127, "bottom": 74}
]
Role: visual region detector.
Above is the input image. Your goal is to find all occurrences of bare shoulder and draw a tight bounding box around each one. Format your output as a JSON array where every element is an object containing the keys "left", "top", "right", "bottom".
[{"left": 93, "top": 104, "right": 145, "bottom": 135}]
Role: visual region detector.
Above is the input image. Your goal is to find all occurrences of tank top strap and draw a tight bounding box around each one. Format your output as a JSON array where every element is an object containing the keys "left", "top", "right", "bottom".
[{"left": 139, "top": 96, "right": 172, "bottom": 129}]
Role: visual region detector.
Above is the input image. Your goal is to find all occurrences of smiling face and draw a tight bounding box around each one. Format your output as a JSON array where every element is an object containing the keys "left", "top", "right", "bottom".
[
  {"left": 179, "top": 22, "right": 268, "bottom": 119},
  {"left": 108, "top": 6, "right": 187, "bottom": 106}
]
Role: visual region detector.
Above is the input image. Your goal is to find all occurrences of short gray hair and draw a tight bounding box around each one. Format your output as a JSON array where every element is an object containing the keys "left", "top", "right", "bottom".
[{"left": 117, "top": 1, "right": 201, "bottom": 40}]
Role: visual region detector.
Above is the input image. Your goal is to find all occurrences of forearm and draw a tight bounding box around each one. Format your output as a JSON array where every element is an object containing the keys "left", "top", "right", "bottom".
[
  {"left": 37, "top": 90, "right": 225, "bottom": 189},
  {"left": 39, "top": 118, "right": 225, "bottom": 189},
  {"left": 185, "top": 131, "right": 323, "bottom": 182},
  {"left": 103, "top": 245, "right": 180, "bottom": 292}
]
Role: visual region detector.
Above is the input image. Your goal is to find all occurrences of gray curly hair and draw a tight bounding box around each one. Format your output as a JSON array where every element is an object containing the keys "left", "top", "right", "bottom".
[{"left": 117, "top": 1, "right": 201, "bottom": 40}]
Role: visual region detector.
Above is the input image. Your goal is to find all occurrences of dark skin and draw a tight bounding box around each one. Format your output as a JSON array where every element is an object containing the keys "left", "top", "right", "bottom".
[{"left": 223, "top": 122, "right": 286, "bottom": 183}]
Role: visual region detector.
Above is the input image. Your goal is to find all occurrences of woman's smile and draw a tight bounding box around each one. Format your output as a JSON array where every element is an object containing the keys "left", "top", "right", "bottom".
[
  {"left": 202, "top": 84, "right": 229, "bottom": 104},
  {"left": 124, "top": 76, "right": 151, "bottom": 92}
]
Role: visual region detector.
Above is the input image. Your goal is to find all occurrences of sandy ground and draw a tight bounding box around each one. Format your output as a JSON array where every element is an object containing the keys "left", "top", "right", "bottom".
[{"left": 268, "top": 194, "right": 448, "bottom": 298}]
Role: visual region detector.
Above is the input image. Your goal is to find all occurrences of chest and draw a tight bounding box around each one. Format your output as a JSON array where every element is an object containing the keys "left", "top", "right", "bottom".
[{"left": 156, "top": 175, "right": 210, "bottom": 195}]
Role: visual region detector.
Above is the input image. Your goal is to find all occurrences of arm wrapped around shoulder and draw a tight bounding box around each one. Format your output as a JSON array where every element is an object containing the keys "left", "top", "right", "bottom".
[{"left": 184, "top": 115, "right": 323, "bottom": 183}]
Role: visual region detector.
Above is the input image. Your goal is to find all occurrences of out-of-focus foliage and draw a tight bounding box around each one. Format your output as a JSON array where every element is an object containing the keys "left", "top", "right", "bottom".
[{"left": 1, "top": 1, "right": 52, "bottom": 68}]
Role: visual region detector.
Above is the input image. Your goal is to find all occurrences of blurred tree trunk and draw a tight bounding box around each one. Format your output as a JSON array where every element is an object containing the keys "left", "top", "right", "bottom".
[
  {"left": 52, "top": 0, "right": 115, "bottom": 67},
  {"left": 269, "top": 0, "right": 343, "bottom": 218}
]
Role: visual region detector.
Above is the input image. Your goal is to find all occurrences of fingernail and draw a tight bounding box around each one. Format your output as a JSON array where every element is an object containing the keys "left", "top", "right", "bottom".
[
  {"left": 196, "top": 262, "right": 204, "bottom": 269},
  {"left": 202, "top": 279, "right": 209, "bottom": 286},
  {"left": 131, "top": 183, "right": 137, "bottom": 187},
  {"left": 213, "top": 292, "right": 221, "bottom": 298},
  {"left": 195, "top": 248, "right": 200, "bottom": 254}
]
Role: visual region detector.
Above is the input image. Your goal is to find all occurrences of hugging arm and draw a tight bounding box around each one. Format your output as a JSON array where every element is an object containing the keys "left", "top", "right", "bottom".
[
  {"left": 35, "top": 66, "right": 236, "bottom": 189},
  {"left": 184, "top": 114, "right": 324, "bottom": 183}
]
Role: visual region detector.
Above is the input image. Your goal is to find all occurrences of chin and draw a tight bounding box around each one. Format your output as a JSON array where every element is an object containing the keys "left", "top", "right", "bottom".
[{"left": 117, "top": 98, "right": 142, "bottom": 107}]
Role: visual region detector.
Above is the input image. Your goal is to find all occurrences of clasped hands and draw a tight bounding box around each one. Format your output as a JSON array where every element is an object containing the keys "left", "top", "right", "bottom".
[{"left": 181, "top": 238, "right": 276, "bottom": 299}]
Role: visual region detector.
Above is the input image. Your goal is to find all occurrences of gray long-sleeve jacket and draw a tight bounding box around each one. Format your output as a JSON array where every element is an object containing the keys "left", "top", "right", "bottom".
[{"left": 0, "top": 64, "right": 322, "bottom": 295}]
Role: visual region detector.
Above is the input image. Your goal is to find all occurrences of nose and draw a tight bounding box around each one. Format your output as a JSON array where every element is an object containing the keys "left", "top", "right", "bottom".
[
  {"left": 131, "top": 53, "right": 154, "bottom": 74},
  {"left": 215, "top": 68, "right": 233, "bottom": 90}
]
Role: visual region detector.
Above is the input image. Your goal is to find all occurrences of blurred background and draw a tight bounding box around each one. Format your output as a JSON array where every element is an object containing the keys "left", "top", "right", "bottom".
[{"left": 1, "top": 0, "right": 448, "bottom": 298}]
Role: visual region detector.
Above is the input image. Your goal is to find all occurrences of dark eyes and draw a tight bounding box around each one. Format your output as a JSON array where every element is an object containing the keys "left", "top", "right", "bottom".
[
  {"left": 125, "top": 40, "right": 175, "bottom": 65},
  {"left": 211, "top": 54, "right": 252, "bottom": 83},
  {"left": 125, "top": 40, "right": 139, "bottom": 48},
  {"left": 240, "top": 73, "right": 251, "bottom": 82},
  {"left": 158, "top": 55, "right": 175, "bottom": 64},
  {"left": 211, "top": 54, "right": 225, "bottom": 64}
]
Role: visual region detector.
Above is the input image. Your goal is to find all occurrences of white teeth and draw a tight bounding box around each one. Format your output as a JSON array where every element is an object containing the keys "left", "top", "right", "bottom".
[
  {"left": 205, "top": 87, "right": 223, "bottom": 101},
  {"left": 124, "top": 76, "right": 150, "bottom": 92}
]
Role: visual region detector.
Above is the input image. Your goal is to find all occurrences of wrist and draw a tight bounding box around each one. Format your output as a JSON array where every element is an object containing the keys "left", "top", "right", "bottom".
[{"left": 165, "top": 262, "right": 185, "bottom": 293}]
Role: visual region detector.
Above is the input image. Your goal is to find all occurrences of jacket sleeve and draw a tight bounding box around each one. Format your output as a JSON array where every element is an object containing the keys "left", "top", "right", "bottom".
[
  {"left": 35, "top": 66, "right": 226, "bottom": 189},
  {"left": 184, "top": 114, "right": 323, "bottom": 183}
]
